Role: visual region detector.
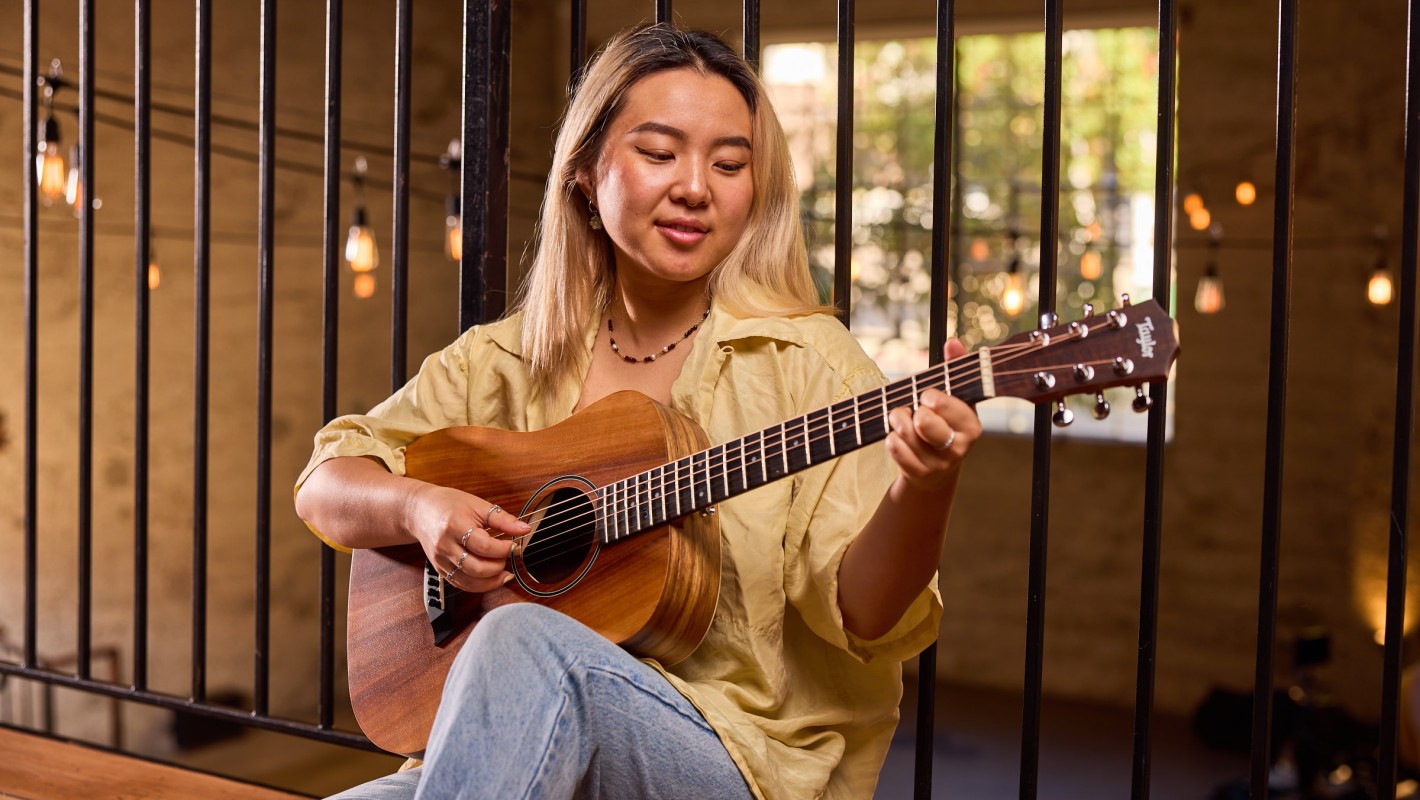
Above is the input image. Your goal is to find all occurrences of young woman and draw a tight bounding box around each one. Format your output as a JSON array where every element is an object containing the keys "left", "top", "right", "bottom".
[{"left": 295, "top": 23, "right": 980, "bottom": 800}]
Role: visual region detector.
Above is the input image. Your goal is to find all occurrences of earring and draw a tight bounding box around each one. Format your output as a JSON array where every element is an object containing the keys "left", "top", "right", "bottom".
[{"left": 588, "top": 200, "right": 603, "bottom": 231}]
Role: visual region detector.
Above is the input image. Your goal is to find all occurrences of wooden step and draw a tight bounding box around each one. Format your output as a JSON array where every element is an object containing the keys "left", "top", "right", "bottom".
[{"left": 0, "top": 726, "right": 311, "bottom": 800}]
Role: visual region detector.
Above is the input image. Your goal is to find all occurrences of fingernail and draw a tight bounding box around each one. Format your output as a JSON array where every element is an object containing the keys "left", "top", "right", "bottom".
[
  {"left": 516, "top": 520, "right": 532, "bottom": 532},
  {"left": 501, "top": 573, "right": 514, "bottom": 586}
]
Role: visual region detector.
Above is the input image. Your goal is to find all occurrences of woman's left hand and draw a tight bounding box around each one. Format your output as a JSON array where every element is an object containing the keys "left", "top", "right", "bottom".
[{"left": 883, "top": 338, "right": 982, "bottom": 492}]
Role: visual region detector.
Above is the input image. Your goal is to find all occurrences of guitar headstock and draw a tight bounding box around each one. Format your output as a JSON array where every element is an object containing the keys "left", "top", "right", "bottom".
[{"left": 984, "top": 297, "right": 1178, "bottom": 423}]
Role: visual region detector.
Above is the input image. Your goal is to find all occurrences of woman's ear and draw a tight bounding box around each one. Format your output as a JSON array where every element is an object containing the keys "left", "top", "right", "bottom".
[{"left": 574, "top": 169, "right": 594, "bottom": 204}]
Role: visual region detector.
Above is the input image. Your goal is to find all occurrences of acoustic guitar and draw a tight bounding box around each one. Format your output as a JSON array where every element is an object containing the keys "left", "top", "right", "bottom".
[{"left": 346, "top": 298, "right": 1179, "bottom": 756}]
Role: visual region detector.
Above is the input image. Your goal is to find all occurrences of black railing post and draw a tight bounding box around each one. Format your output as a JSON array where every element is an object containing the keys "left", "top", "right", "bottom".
[
  {"left": 134, "top": 0, "right": 153, "bottom": 693},
  {"left": 1249, "top": 0, "right": 1299, "bottom": 795},
  {"left": 254, "top": 0, "right": 278, "bottom": 717},
  {"left": 192, "top": 0, "right": 212, "bottom": 705},
  {"left": 833, "top": 0, "right": 855, "bottom": 323},
  {"left": 1377, "top": 1, "right": 1420, "bottom": 796},
  {"left": 77, "top": 0, "right": 97, "bottom": 684},
  {"left": 319, "top": 0, "right": 344, "bottom": 732},
  {"left": 22, "top": 0, "right": 39, "bottom": 676},
  {"left": 460, "top": 0, "right": 511, "bottom": 331}
]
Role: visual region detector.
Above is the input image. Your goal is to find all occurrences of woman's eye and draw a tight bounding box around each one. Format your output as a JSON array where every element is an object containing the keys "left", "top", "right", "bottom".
[
  {"left": 717, "top": 162, "right": 747, "bottom": 174},
  {"left": 636, "top": 147, "right": 673, "bottom": 162}
]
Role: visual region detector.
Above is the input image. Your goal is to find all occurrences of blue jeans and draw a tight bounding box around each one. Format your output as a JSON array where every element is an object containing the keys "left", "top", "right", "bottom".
[{"left": 328, "top": 604, "right": 754, "bottom": 800}]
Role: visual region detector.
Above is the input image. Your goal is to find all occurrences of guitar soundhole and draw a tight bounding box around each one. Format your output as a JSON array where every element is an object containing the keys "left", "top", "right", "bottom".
[{"left": 522, "top": 486, "right": 596, "bottom": 585}]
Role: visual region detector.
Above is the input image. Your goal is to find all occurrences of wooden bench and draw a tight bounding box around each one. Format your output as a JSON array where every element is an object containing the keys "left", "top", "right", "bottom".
[{"left": 0, "top": 726, "right": 310, "bottom": 800}]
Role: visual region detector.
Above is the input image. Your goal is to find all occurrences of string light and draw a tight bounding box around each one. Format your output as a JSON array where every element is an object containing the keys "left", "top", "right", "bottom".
[
  {"left": 1195, "top": 233, "right": 1225, "bottom": 314},
  {"left": 64, "top": 141, "right": 83, "bottom": 217},
  {"left": 353, "top": 272, "right": 376, "bottom": 299},
  {"left": 1182, "top": 192, "right": 1204, "bottom": 215},
  {"left": 440, "top": 138, "right": 462, "bottom": 263},
  {"left": 345, "top": 155, "right": 379, "bottom": 277},
  {"left": 1235, "top": 180, "right": 1256, "bottom": 206},
  {"left": 35, "top": 64, "right": 67, "bottom": 207},
  {"left": 1368, "top": 259, "right": 1393, "bottom": 306},
  {"left": 1188, "top": 205, "right": 1211, "bottom": 231}
]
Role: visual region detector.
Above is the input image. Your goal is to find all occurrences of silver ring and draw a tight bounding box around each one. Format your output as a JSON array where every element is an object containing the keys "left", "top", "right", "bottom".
[
  {"left": 455, "top": 551, "right": 470, "bottom": 572},
  {"left": 485, "top": 504, "right": 503, "bottom": 525},
  {"left": 460, "top": 526, "right": 476, "bottom": 550},
  {"left": 938, "top": 430, "right": 957, "bottom": 450},
  {"left": 442, "top": 568, "right": 457, "bottom": 583}
]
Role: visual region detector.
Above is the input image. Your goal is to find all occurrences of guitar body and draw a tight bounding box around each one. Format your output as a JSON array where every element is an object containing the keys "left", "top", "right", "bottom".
[{"left": 346, "top": 391, "right": 721, "bottom": 756}]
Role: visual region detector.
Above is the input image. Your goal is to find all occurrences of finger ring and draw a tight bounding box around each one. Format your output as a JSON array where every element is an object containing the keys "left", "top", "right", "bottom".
[
  {"left": 485, "top": 504, "right": 503, "bottom": 525},
  {"left": 938, "top": 430, "right": 957, "bottom": 450},
  {"left": 442, "top": 568, "right": 457, "bottom": 584},
  {"left": 460, "top": 527, "right": 475, "bottom": 550},
  {"left": 455, "top": 551, "right": 470, "bottom": 572}
]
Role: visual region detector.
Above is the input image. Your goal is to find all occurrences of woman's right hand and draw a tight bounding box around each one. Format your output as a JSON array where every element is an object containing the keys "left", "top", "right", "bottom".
[{"left": 404, "top": 482, "right": 531, "bottom": 593}]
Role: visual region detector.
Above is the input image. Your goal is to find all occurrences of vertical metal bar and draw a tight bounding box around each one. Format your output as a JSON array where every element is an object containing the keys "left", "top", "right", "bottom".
[
  {"left": 1249, "top": 0, "right": 1298, "bottom": 795},
  {"left": 134, "top": 0, "right": 153, "bottom": 693},
  {"left": 393, "top": 0, "right": 412, "bottom": 389},
  {"left": 22, "top": 0, "right": 39, "bottom": 673},
  {"left": 1129, "top": 4, "right": 1178, "bottom": 798},
  {"left": 318, "top": 0, "right": 343, "bottom": 732},
  {"left": 77, "top": 0, "right": 97, "bottom": 682},
  {"left": 833, "top": 0, "right": 855, "bottom": 324},
  {"left": 1377, "top": 1, "right": 1420, "bottom": 794},
  {"left": 917, "top": 2, "right": 954, "bottom": 797},
  {"left": 192, "top": 0, "right": 212, "bottom": 705},
  {"left": 656, "top": 0, "right": 671, "bottom": 24},
  {"left": 742, "top": 0, "right": 760, "bottom": 72},
  {"left": 254, "top": 0, "right": 277, "bottom": 717},
  {"left": 1019, "top": 1, "right": 1063, "bottom": 797},
  {"left": 571, "top": 0, "right": 587, "bottom": 90},
  {"left": 460, "top": 0, "right": 511, "bottom": 332}
]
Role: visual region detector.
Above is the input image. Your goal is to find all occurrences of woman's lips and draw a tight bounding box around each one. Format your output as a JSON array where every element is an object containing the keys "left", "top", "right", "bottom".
[{"left": 656, "top": 221, "right": 708, "bottom": 245}]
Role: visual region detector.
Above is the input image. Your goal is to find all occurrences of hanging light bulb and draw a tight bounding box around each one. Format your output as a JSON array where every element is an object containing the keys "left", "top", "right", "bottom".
[
  {"left": 1188, "top": 206, "right": 1211, "bottom": 231},
  {"left": 1079, "top": 242, "right": 1102, "bottom": 281},
  {"left": 35, "top": 95, "right": 67, "bottom": 207},
  {"left": 1182, "top": 192, "right": 1204, "bottom": 215},
  {"left": 353, "top": 272, "right": 376, "bottom": 299},
  {"left": 1235, "top": 180, "right": 1257, "bottom": 206},
  {"left": 345, "top": 156, "right": 379, "bottom": 273},
  {"left": 1001, "top": 255, "right": 1025, "bottom": 318},
  {"left": 1369, "top": 256, "right": 1394, "bottom": 306},
  {"left": 1195, "top": 238, "right": 1225, "bottom": 314},
  {"left": 146, "top": 236, "right": 161, "bottom": 289},
  {"left": 445, "top": 195, "right": 462, "bottom": 262},
  {"left": 65, "top": 142, "right": 84, "bottom": 217}
]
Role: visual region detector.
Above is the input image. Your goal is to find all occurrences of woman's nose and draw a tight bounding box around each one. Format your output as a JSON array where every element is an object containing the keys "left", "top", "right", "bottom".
[{"left": 670, "top": 159, "right": 710, "bottom": 207}]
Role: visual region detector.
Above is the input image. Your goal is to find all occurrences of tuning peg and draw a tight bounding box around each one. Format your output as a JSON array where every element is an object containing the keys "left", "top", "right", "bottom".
[
  {"left": 1113, "top": 357, "right": 1134, "bottom": 376},
  {"left": 1034, "top": 371, "right": 1057, "bottom": 390},
  {"left": 1106, "top": 309, "right": 1128, "bottom": 330},
  {"left": 1082, "top": 303, "right": 1095, "bottom": 318},
  {"left": 1052, "top": 400, "right": 1074, "bottom": 428},
  {"left": 1132, "top": 386, "right": 1152, "bottom": 413},
  {"left": 1067, "top": 320, "right": 1089, "bottom": 339},
  {"left": 1092, "top": 392, "right": 1111, "bottom": 419},
  {"left": 1039, "top": 311, "right": 1058, "bottom": 329},
  {"left": 1073, "top": 363, "right": 1095, "bottom": 383},
  {"left": 1028, "top": 330, "right": 1051, "bottom": 346},
  {"left": 1120, "top": 293, "right": 1132, "bottom": 307}
]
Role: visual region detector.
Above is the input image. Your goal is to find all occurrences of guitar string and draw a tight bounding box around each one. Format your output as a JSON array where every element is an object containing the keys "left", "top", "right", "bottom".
[
  {"left": 500, "top": 318, "right": 1105, "bottom": 540},
  {"left": 506, "top": 355, "right": 1126, "bottom": 575},
  {"left": 495, "top": 323, "right": 1114, "bottom": 571},
  {"left": 490, "top": 321, "right": 1136, "bottom": 574},
  {"left": 494, "top": 320, "right": 1123, "bottom": 571}
]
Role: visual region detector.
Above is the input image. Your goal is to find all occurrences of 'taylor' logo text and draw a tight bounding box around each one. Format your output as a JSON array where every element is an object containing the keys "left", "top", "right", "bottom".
[{"left": 1135, "top": 316, "right": 1156, "bottom": 359}]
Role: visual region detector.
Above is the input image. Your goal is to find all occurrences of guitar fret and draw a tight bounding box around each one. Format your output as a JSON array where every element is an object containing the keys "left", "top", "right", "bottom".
[
  {"left": 942, "top": 360, "right": 952, "bottom": 395},
  {"left": 801, "top": 416, "right": 811, "bottom": 463},
  {"left": 656, "top": 466, "right": 667, "bottom": 526},
  {"left": 827, "top": 406, "right": 836, "bottom": 456},
  {"left": 880, "top": 385, "right": 891, "bottom": 437},
  {"left": 673, "top": 459, "right": 682, "bottom": 518},
  {"left": 719, "top": 445, "right": 729, "bottom": 502},
  {"left": 911, "top": 374, "right": 920, "bottom": 409},
  {"left": 846, "top": 397, "right": 857, "bottom": 449},
  {"left": 779, "top": 422, "right": 789, "bottom": 474}
]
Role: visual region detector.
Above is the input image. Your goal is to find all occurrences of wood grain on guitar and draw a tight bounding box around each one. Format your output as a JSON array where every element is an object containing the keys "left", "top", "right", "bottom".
[{"left": 345, "top": 298, "right": 1179, "bottom": 756}]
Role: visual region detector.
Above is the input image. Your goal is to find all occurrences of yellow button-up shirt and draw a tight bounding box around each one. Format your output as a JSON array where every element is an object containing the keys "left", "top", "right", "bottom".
[{"left": 296, "top": 303, "right": 942, "bottom": 800}]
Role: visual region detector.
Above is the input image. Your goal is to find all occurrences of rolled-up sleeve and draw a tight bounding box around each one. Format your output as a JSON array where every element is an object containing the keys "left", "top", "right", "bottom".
[
  {"left": 782, "top": 361, "right": 943, "bottom": 664},
  {"left": 293, "top": 327, "right": 477, "bottom": 549}
]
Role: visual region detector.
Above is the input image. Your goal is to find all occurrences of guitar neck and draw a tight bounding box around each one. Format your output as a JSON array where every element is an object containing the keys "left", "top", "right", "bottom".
[{"left": 596, "top": 351, "right": 990, "bottom": 544}]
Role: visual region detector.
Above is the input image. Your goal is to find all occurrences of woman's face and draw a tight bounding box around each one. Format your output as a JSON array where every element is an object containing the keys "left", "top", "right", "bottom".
[{"left": 587, "top": 68, "right": 755, "bottom": 293}]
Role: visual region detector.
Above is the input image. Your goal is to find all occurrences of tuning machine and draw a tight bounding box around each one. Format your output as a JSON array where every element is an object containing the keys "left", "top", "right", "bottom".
[
  {"left": 1052, "top": 400, "right": 1073, "bottom": 428},
  {"left": 1132, "top": 386, "right": 1152, "bottom": 413},
  {"left": 1092, "top": 392, "right": 1111, "bottom": 420}
]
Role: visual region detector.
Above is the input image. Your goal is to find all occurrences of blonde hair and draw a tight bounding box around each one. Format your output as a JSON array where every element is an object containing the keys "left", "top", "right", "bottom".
[{"left": 513, "top": 23, "right": 830, "bottom": 397}]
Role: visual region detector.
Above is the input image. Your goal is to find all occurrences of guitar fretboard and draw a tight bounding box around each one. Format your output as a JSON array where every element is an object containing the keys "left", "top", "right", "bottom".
[{"left": 593, "top": 351, "right": 992, "bottom": 544}]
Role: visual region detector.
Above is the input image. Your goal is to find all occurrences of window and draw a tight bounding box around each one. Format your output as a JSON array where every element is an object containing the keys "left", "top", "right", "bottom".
[{"left": 765, "top": 27, "right": 1169, "bottom": 442}]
